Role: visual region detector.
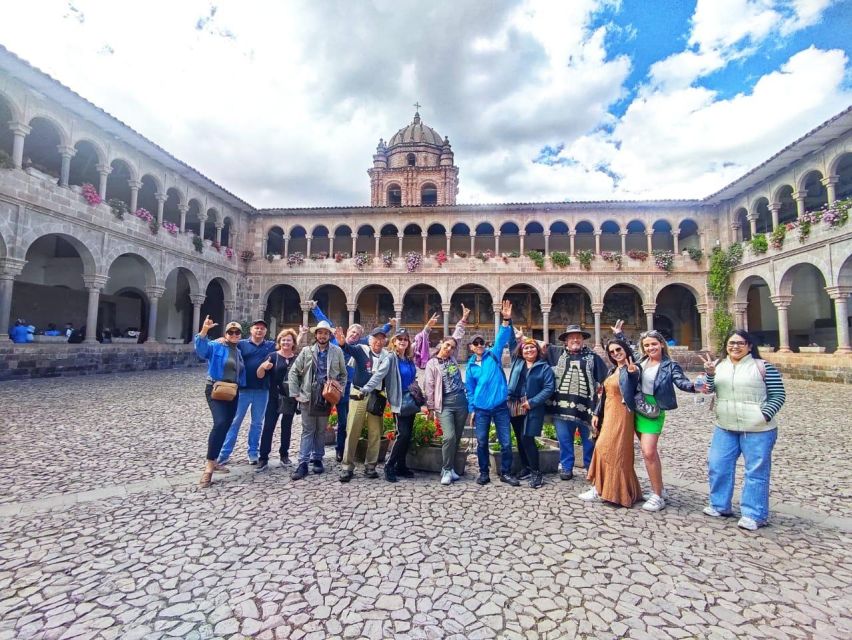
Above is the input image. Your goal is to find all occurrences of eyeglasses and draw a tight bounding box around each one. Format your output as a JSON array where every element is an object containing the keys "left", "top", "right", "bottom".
[
  {"left": 471, "top": 340, "right": 485, "bottom": 346},
  {"left": 396, "top": 336, "right": 410, "bottom": 342},
  {"left": 226, "top": 330, "right": 242, "bottom": 336},
  {"left": 608, "top": 346, "right": 624, "bottom": 355},
  {"left": 727, "top": 340, "right": 747, "bottom": 347}
]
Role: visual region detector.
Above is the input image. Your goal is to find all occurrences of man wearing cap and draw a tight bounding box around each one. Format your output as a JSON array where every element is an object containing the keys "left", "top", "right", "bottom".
[
  {"left": 216, "top": 319, "right": 276, "bottom": 465},
  {"left": 543, "top": 324, "right": 608, "bottom": 479},
  {"left": 333, "top": 323, "right": 390, "bottom": 481},
  {"left": 288, "top": 320, "right": 347, "bottom": 480}
]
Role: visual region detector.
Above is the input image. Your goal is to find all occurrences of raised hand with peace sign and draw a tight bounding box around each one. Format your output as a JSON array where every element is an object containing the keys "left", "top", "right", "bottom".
[{"left": 699, "top": 352, "right": 716, "bottom": 376}]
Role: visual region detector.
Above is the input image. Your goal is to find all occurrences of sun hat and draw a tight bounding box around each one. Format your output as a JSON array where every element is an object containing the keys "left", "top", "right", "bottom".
[
  {"left": 558, "top": 324, "right": 591, "bottom": 341},
  {"left": 310, "top": 320, "right": 333, "bottom": 334}
]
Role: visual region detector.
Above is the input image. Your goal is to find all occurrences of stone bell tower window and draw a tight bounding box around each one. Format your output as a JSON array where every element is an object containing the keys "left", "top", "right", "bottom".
[
  {"left": 421, "top": 183, "right": 437, "bottom": 206},
  {"left": 387, "top": 185, "right": 402, "bottom": 207},
  {"left": 407, "top": 153, "right": 416, "bottom": 167}
]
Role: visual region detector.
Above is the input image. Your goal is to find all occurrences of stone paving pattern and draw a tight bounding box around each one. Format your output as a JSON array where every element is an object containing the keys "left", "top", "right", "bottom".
[{"left": 0, "top": 371, "right": 850, "bottom": 639}]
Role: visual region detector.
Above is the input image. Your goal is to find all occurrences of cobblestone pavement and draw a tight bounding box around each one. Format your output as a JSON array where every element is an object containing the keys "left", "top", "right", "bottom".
[{"left": 0, "top": 370, "right": 850, "bottom": 639}]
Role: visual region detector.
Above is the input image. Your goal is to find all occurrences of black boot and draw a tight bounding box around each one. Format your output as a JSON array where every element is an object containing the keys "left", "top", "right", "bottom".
[
  {"left": 291, "top": 462, "right": 309, "bottom": 480},
  {"left": 529, "top": 471, "right": 543, "bottom": 489}
]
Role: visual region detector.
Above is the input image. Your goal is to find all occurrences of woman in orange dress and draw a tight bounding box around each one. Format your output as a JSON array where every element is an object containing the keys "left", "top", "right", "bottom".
[{"left": 579, "top": 337, "right": 642, "bottom": 507}]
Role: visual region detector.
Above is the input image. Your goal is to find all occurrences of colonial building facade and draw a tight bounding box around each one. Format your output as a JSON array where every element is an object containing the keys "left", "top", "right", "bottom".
[{"left": 1, "top": 45, "right": 850, "bottom": 377}]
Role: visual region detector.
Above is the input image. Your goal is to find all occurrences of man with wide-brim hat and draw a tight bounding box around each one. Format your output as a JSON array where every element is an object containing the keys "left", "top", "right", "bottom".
[
  {"left": 289, "top": 319, "right": 347, "bottom": 480},
  {"left": 540, "top": 323, "right": 608, "bottom": 480},
  {"left": 216, "top": 318, "right": 276, "bottom": 466}
]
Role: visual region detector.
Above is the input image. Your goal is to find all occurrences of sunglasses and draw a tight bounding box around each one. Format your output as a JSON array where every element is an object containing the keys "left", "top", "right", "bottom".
[
  {"left": 608, "top": 346, "right": 624, "bottom": 355},
  {"left": 396, "top": 336, "right": 410, "bottom": 341},
  {"left": 471, "top": 340, "right": 485, "bottom": 346},
  {"left": 226, "top": 330, "right": 242, "bottom": 336}
]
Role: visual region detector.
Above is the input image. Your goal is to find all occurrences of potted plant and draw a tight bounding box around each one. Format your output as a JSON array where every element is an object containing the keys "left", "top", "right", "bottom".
[
  {"left": 107, "top": 198, "right": 128, "bottom": 220},
  {"left": 686, "top": 246, "right": 704, "bottom": 262},
  {"left": 600, "top": 251, "right": 623, "bottom": 269},
  {"left": 192, "top": 235, "right": 204, "bottom": 253},
  {"left": 749, "top": 235, "right": 768, "bottom": 254},
  {"left": 354, "top": 252, "right": 373, "bottom": 270},
  {"left": 577, "top": 249, "right": 594, "bottom": 271},
  {"left": 652, "top": 250, "right": 674, "bottom": 273},
  {"left": 627, "top": 250, "right": 648, "bottom": 261},
  {"left": 526, "top": 249, "right": 545, "bottom": 270},
  {"left": 540, "top": 423, "right": 585, "bottom": 469},
  {"left": 550, "top": 251, "right": 570, "bottom": 268},
  {"left": 435, "top": 249, "right": 448, "bottom": 266},
  {"left": 404, "top": 413, "right": 467, "bottom": 475},
  {"left": 488, "top": 425, "right": 560, "bottom": 474},
  {"left": 81, "top": 183, "right": 102, "bottom": 206},
  {"left": 240, "top": 250, "right": 255, "bottom": 262},
  {"left": 382, "top": 250, "right": 394, "bottom": 268},
  {"left": 405, "top": 251, "right": 422, "bottom": 273},
  {"left": 287, "top": 251, "right": 305, "bottom": 267}
]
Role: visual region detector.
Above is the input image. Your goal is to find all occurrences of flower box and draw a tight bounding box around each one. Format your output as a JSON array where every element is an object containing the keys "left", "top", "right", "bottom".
[
  {"left": 489, "top": 442, "right": 560, "bottom": 474},
  {"left": 539, "top": 438, "right": 585, "bottom": 469},
  {"left": 355, "top": 437, "right": 390, "bottom": 464},
  {"left": 799, "top": 346, "right": 826, "bottom": 353},
  {"left": 405, "top": 444, "right": 467, "bottom": 475}
]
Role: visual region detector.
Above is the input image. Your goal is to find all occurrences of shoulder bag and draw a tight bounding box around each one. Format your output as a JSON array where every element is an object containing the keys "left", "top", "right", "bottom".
[
  {"left": 366, "top": 390, "right": 387, "bottom": 416},
  {"left": 633, "top": 391, "right": 660, "bottom": 419},
  {"left": 211, "top": 381, "right": 238, "bottom": 401},
  {"left": 321, "top": 348, "right": 343, "bottom": 406}
]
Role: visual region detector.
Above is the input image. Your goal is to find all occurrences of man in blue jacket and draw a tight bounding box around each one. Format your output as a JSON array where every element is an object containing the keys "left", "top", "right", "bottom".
[
  {"left": 466, "top": 299, "right": 520, "bottom": 487},
  {"left": 217, "top": 319, "right": 276, "bottom": 465}
]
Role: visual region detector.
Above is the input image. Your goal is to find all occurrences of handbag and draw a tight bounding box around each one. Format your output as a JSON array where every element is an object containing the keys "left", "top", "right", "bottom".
[
  {"left": 321, "top": 349, "right": 343, "bottom": 406},
  {"left": 211, "top": 381, "right": 238, "bottom": 401},
  {"left": 399, "top": 391, "right": 420, "bottom": 417},
  {"left": 278, "top": 393, "right": 297, "bottom": 415},
  {"left": 634, "top": 391, "right": 660, "bottom": 419},
  {"left": 508, "top": 397, "right": 528, "bottom": 418},
  {"left": 366, "top": 390, "right": 387, "bottom": 416}
]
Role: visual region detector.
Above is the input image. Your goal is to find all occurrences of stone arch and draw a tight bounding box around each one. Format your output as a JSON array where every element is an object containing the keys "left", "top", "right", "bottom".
[
  {"left": 379, "top": 223, "right": 398, "bottom": 256},
  {"left": 163, "top": 187, "right": 183, "bottom": 230},
  {"left": 524, "top": 221, "right": 546, "bottom": 253},
  {"left": 332, "top": 224, "right": 353, "bottom": 256},
  {"left": 602, "top": 283, "right": 645, "bottom": 338},
  {"left": 831, "top": 152, "right": 852, "bottom": 201},
  {"left": 677, "top": 219, "right": 701, "bottom": 251},
  {"left": 800, "top": 169, "right": 827, "bottom": 211},
  {"left": 185, "top": 199, "right": 203, "bottom": 236},
  {"left": 654, "top": 283, "right": 701, "bottom": 348},
  {"left": 23, "top": 116, "right": 64, "bottom": 179},
  {"left": 573, "top": 220, "right": 595, "bottom": 253},
  {"left": 778, "top": 262, "right": 833, "bottom": 350},
  {"left": 838, "top": 252, "right": 852, "bottom": 288},
  {"left": 288, "top": 225, "right": 307, "bottom": 255},
  {"left": 733, "top": 206, "right": 750, "bottom": 241},
  {"left": 202, "top": 209, "right": 217, "bottom": 242},
  {"left": 387, "top": 182, "right": 402, "bottom": 207},
  {"left": 105, "top": 158, "right": 134, "bottom": 208},
  {"left": 26, "top": 112, "right": 70, "bottom": 145},
  {"left": 221, "top": 216, "right": 234, "bottom": 247},
  {"left": 449, "top": 283, "right": 494, "bottom": 334},
  {"left": 204, "top": 275, "right": 234, "bottom": 304},
  {"left": 499, "top": 221, "right": 521, "bottom": 254},
  {"left": 263, "top": 283, "right": 302, "bottom": 334},
  {"left": 104, "top": 251, "right": 158, "bottom": 289},
  {"left": 450, "top": 279, "right": 499, "bottom": 302},
  {"left": 354, "top": 284, "right": 395, "bottom": 328},
  {"left": 0, "top": 96, "right": 15, "bottom": 159},
  {"left": 651, "top": 220, "right": 674, "bottom": 251},
  {"left": 550, "top": 283, "right": 595, "bottom": 342},
  {"left": 624, "top": 219, "right": 647, "bottom": 252},
  {"left": 774, "top": 185, "right": 797, "bottom": 226},
  {"left": 137, "top": 174, "right": 160, "bottom": 216},
  {"left": 402, "top": 223, "right": 422, "bottom": 254},
  {"left": 200, "top": 278, "right": 228, "bottom": 338},
  {"left": 420, "top": 182, "right": 438, "bottom": 206},
  {"left": 68, "top": 139, "right": 102, "bottom": 189},
  {"left": 158, "top": 266, "right": 199, "bottom": 342},
  {"left": 734, "top": 274, "right": 773, "bottom": 303},
  {"left": 402, "top": 283, "right": 443, "bottom": 331},
  {"left": 651, "top": 279, "right": 702, "bottom": 303},
  {"left": 266, "top": 226, "right": 285, "bottom": 256},
  {"left": 19, "top": 230, "right": 98, "bottom": 277},
  {"left": 449, "top": 222, "right": 471, "bottom": 255},
  {"left": 599, "top": 219, "right": 621, "bottom": 253},
  {"left": 777, "top": 260, "right": 831, "bottom": 298},
  {"left": 0, "top": 89, "right": 24, "bottom": 124},
  {"left": 752, "top": 196, "right": 772, "bottom": 234},
  {"left": 498, "top": 278, "right": 546, "bottom": 304}
]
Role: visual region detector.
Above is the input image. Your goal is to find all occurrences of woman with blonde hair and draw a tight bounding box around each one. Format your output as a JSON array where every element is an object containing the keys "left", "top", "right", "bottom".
[{"left": 256, "top": 328, "right": 300, "bottom": 471}]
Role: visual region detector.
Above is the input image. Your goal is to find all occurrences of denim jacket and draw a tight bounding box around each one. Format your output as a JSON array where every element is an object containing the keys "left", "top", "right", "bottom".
[{"left": 194, "top": 335, "right": 246, "bottom": 387}]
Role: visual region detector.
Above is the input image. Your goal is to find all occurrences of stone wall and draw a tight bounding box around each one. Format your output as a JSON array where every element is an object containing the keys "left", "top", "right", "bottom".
[
  {"left": 0, "top": 343, "right": 204, "bottom": 381},
  {"left": 762, "top": 352, "right": 852, "bottom": 384}
]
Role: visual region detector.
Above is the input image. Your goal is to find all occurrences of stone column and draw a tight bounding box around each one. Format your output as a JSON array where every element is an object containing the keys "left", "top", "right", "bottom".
[
  {"left": 731, "top": 302, "right": 749, "bottom": 331},
  {"left": 9, "top": 122, "right": 30, "bottom": 168},
  {"left": 567, "top": 231, "right": 574, "bottom": 256},
  {"left": 300, "top": 302, "right": 312, "bottom": 328},
  {"left": 492, "top": 303, "right": 501, "bottom": 339},
  {"left": 155, "top": 194, "right": 166, "bottom": 226},
  {"left": 351, "top": 233, "right": 358, "bottom": 257},
  {"left": 397, "top": 234, "right": 404, "bottom": 257},
  {"left": 519, "top": 230, "right": 526, "bottom": 256},
  {"left": 494, "top": 231, "right": 501, "bottom": 255},
  {"left": 592, "top": 303, "right": 604, "bottom": 353},
  {"left": 283, "top": 236, "right": 290, "bottom": 258},
  {"left": 374, "top": 233, "right": 381, "bottom": 258},
  {"left": 347, "top": 303, "right": 357, "bottom": 328},
  {"left": 58, "top": 145, "right": 76, "bottom": 188},
  {"left": 769, "top": 203, "right": 781, "bottom": 231},
  {"left": 770, "top": 295, "right": 793, "bottom": 353},
  {"left": 826, "top": 287, "right": 852, "bottom": 354},
  {"left": 540, "top": 303, "right": 551, "bottom": 344},
  {"left": 442, "top": 303, "right": 451, "bottom": 335},
  {"left": 306, "top": 235, "right": 313, "bottom": 256},
  {"left": 695, "top": 303, "right": 711, "bottom": 352},
  {"left": 128, "top": 180, "right": 142, "bottom": 214},
  {"left": 470, "top": 232, "right": 476, "bottom": 256},
  {"left": 223, "top": 300, "right": 236, "bottom": 325},
  {"left": 328, "top": 236, "right": 334, "bottom": 256},
  {"left": 545, "top": 231, "right": 552, "bottom": 257},
  {"left": 671, "top": 231, "right": 679, "bottom": 255},
  {"left": 620, "top": 231, "right": 628, "bottom": 255},
  {"left": 177, "top": 204, "right": 188, "bottom": 233},
  {"left": 445, "top": 232, "right": 452, "bottom": 256},
  {"left": 421, "top": 231, "right": 428, "bottom": 256},
  {"left": 0, "top": 259, "right": 25, "bottom": 340},
  {"left": 746, "top": 214, "right": 758, "bottom": 238},
  {"left": 394, "top": 303, "right": 403, "bottom": 328},
  {"left": 643, "top": 303, "right": 656, "bottom": 331},
  {"left": 96, "top": 164, "right": 111, "bottom": 200},
  {"left": 190, "top": 294, "right": 206, "bottom": 336},
  {"left": 594, "top": 232, "right": 601, "bottom": 256},
  {"left": 730, "top": 222, "right": 742, "bottom": 243},
  {"left": 145, "top": 286, "right": 166, "bottom": 343},
  {"left": 792, "top": 190, "right": 806, "bottom": 219},
  {"left": 645, "top": 231, "right": 653, "bottom": 254},
  {"left": 214, "top": 224, "right": 223, "bottom": 245},
  {"left": 81, "top": 275, "right": 109, "bottom": 344},
  {"left": 822, "top": 175, "right": 838, "bottom": 205}
]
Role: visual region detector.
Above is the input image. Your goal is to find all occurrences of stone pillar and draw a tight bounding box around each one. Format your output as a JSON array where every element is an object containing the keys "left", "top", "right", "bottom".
[
  {"left": 730, "top": 222, "right": 742, "bottom": 243},
  {"left": 545, "top": 231, "right": 552, "bottom": 257},
  {"left": 306, "top": 235, "right": 313, "bottom": 256},
  {"left": 746, "top": 214, "right": 758, "bottom": 238},
  {"left": 328, "top": 236, "right": 334, "bottom": 256},
  {"left": 9, "top": 122, "right": 30, "bottom": 168},
  {"left": 494, "top": 231, "right": 501, "bottom": 255},
  {"left": 223, "top": 300, "right": 236, "bottom": 324},
  {"left": 770, "top": 295, "right": 793, "bottom": 353},
  {"left": 128, "top": 180, "right": 142, "bottom": 214},
  {"left": 567, "top": 231, "right": 573, "bottom": 256},
  {"left": 190, "top": 294, "right": 206, "bottom": 336},
  {"left": 671, "top": 231, "right": 679, "bottom": 255},
  {"left": 58, "top": 145, "right": 76, "bottom": 188},
  {"left": 592, "top": 303, "right": 604, "bottom": 353},
  {"left": 445, "top": 232, "right": 452, "bottom": 256},
  {"left": 519, "top": 230, "right": 526, "bottom": 256},
  {"left": 0, "top": 259, "right": 25, "bottom": 340},
  {"left": 81, "top": 275, "right": 109, "bottom": 344},
  {"left": 145, "top": 286, "right": 166, "bottom": 343},
  {"left": 470, "top": 232, "right": 476, "bottom": 256},
  {"left": 695, "top": 303, "right": 711, "bottom": 352},
  {"left": 442, "top": 302, "right": 451, "bottom": 335},
  {"left": 155, "top": 194, "right": 166, "bottom": 226},
  {"left": 769, "top": 203, "right": 781, "bottom": 231},
  {"left": 300, "top": 302, "right": 312, "bottom": 328},
  {"left": 96, "top": 164, "right": 111, "bottom": 200},
  {"left": 731, "top": 302, "right": 749, "bottom": 331},
  {"left": 540, "top": 303, "right": 551, "bottom": 344},
  {"left": 646, "top": 231, "right": 653, "bottom": 254},
  {"left": 594, "top": 232, "right": 601, "bottom": 256},
  {"left": 397, "top": 234, "right": 404, "bottom": 257},
  {"left": 826, "top": 287, "right": 852, "bottom": 354},
  {"left": 620, "top": 231, "right": 627, "bottom": 255},
  {"left": 492, "top": 303, "right": 501, "bottom": 339},
  {"left": 283, "top": 236, "right": 290, "bottom": 258},
  {"left": 421, "top": 231, "right": 428, "bottom": 256},
  {"left": 822, "top": 175, "right": 838, "bottom": 205},
  {"left": 394, "top": 303, "right": 403, "bottom": 328},
  {"left": 178, "top": 204, "right": 188, "bottom": 233},
  {"left": 374, "top": 233, "right": 381, "bottom": 258},
  {"left": 792, "top": 190, "right": 806, "bottom": 219},
  {"left": 351, "top": 233, "right": 358, "bottom": 257},
  {"left": 643, "top": 303, "right": 656, "bottom": 331},
  {"left": 214, "top": 224, "right": 223, "bottom": 245},
  {"left": 347, "top": 303, "right": 357, "bottom": 328}
]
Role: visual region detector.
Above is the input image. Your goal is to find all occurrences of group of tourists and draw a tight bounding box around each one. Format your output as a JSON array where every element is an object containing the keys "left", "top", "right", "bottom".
[{"left": 194, "top": 299, "right": 785, "bottom": 532}]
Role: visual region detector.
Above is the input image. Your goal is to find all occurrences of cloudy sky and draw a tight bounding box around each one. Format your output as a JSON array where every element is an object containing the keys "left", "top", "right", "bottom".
[{"left": 1, "top": 0, "right": 850, "bottom": 207}]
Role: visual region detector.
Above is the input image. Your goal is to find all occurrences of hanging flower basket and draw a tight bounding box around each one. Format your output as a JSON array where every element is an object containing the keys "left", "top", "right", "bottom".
[
  {"left": 600, "top": 251, "right": 623, "bottom": 269},
  {"left": 162, "top": 221, "right": 179, "bottom": 236},
  {"left": 652, "top": 250, "right": 674, "bottom": 273},
  {"left": 354, "top": 252, "right": 373, "bottom": 270},
  {"left": 382, "top": 251, "right": 394, "bottom": 268},
  {"left": 287, "top": 251, "right": 305, "bottom": 267},
  {"left": 192, "top": 235, "right": 204, "bottom": 253},
  {"left": 405, "top": 252, "right": 423, "bottom": 272},
  {"left": 81, "top": 183, "right": 102, "bottom": 206},
  {"left": 107, "top": 198, "right": 127, "bottom": 220},
  {"left": 435, "top": 249, "right": 448, "bottom": 266}
]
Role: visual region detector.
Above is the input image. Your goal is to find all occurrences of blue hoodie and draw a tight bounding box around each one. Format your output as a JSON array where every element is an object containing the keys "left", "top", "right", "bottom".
[{"left": 465, "top": 322, "right": 513, "bottom": 413}]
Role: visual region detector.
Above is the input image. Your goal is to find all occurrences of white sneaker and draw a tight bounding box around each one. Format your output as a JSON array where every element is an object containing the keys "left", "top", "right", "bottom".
[
  {"left": 703, "top": 505, "right": 732, "bottom": 518},
  {"left": 737, "top": 516, "right": 760, "bottom": 531},
  {"left": 440, "top": 470, "right": 452, "bottom": 485},
  {"left": 643, "top": 487, "right": 669, "bottom": 501},
  {"left": 450, "top": 470, "right": 460, "bottom": 482},
  {"left": 642, "top": 494, "right": 666, "bottom": 512},
  {"left": 579, "top": 487, "right": 600, "bottom": 502}
]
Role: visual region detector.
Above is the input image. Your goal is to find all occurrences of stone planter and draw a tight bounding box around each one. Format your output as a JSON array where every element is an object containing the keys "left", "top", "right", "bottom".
[
  {"left": 32, "top": 335, "right": 66, "bottom": 343},
  {"left": 112, "top": 337, "right": 139, "bottom": 344},
  {"left": 489, "top": 442, "right": 560, "bottom": 474},
  {"left": 355, "top": 437, "right": 390, "bottom": 464},
  {"left": 540, "top": 437, "right": 586, "bottom": 469},
  {"left": 799, "top": 346, "right": 826, "bottom": 353},
  {"left": 405, "top": 444, "right": 466, "bottom": 475}
]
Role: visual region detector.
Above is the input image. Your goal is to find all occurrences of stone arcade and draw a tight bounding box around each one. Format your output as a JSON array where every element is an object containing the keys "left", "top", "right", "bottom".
[{"left": 0, "top": 45, "right": 851, "bottom": 380}]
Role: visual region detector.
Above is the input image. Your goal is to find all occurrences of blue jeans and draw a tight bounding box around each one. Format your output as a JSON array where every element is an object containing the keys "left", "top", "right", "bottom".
[
  {"left": 299, "top": 414, "right": 329, "bottom": 465},
  {"left": 708, "top": 426, "right": 777, "bottom": 523},
  {"left": 217, "top": 388, "right": 269, "bottom": 462},
  {"left": 474, "top": 403, "right": 512, "bottom": 475},
  {"left": 336, "top": 382, "right": 351, "bottom": 455},
  {"left": 555, "top": 418, "right": 595, "bottom": 471}
]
